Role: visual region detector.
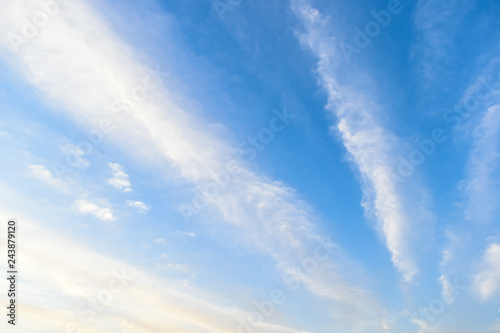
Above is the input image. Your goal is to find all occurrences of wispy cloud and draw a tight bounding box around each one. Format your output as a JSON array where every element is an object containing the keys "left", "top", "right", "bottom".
[
  {"left": 28, "top": 164, "right": 66, "bottom": 188},
  {"left": 291, "top": 0, "right": 430, "bottom": 281},
  {"left": 107, "top": 162, "right": 132, "bottom": 192},
  {"left": 126, "top": 199, "right": 149, "bottom": 212},
  {"left": 474, "top": 243, "right": 500, "bottom": 299},
  {"left": 0, "top": 208, "right": 309, "bottom": 333},
  {"left": 436, "top": 62, "right": 500, "bottom": 305},
  {"left": 74, "top": 199, "right": 115, "bottom": 221},
  {"left": 60, "top": 143, "right": 89, "bottom": 169},
  {"left": 412, "top": 0, "right": 477, "bottom": 79},
  {"left": 464, "top": 106, "right": 500, "bottom": 223}
]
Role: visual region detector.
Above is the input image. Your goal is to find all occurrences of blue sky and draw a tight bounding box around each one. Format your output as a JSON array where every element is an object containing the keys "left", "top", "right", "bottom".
[{"left": 0, "top": 0, "right": 499, "bottom": 332}]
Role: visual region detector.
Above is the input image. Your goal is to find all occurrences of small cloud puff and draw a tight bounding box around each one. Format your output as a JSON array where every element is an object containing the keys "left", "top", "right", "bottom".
[
  {"left": 74, "top": 199, "right": 115, "bottom": 221},
  {"left": 127, "top": 200, "right": 149, "bottom": 213},
  {"left": 107, "top": 163, "right": 132, "bottom": 192}
]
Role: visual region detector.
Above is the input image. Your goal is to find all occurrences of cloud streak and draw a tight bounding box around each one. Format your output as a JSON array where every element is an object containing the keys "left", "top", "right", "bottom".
[
  {"left": 464, "top": 105, "right": 500, "bottom": 223},
  {"left": 28, "top": 164, "right": 66, "bottom": 188}
]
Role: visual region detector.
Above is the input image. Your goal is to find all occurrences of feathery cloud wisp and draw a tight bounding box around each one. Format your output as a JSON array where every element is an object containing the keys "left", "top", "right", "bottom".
[
  {"left": 464, "top": 106, "right": 500, "bottom": 223},
  {"left": 28, "top": 164, "right": 66, "bottom": 188},
  {"left": 291, "top": 0, "right": 423, "bottom": 281},
  {"left": 474, "top": 243, "right": 500, "bottom": 299}
]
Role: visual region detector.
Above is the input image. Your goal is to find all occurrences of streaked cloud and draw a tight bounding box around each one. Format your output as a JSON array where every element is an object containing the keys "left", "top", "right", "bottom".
[
  {"left": 474, "top": 243, "right": 500, "bottom": 299},
  {"left": 291, "top": 0, "right": 427, "bottom": 281},
  {"left": 464, "top": 106, "right": 500, "bottom": 223}
]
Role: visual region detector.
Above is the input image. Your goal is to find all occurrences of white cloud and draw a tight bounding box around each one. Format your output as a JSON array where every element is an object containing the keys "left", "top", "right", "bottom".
[
  {"left": 291, "top": 0, "right": 428, "bottom": 282},
  {"left": 0, "top": 1, "right": 389, "bottom": 330},
  {"left": 126, "top": 199, "right": 149, "bottom": 212},
  {"left": 74, "top": 199, "right": 115, "bottom": 221},
  {"left": 412, "top": 0, "right": 477, "bottom": 79},
  {"left": 438, "top": 274, "right": 454, "bottom": 300},
  {"left": 464, "top": 105, "right": 500, "bottom": 223},
  {"left": 28, "top": 164, "right": 66, "bottom": 188},
  {"left": 154, "top": 238, "right": 165, "bottom": 243},
  {"left": 107, "top": 162, "right": 132, "bottom": 192},
  {"left": 437, "top": 65, "right": 500, "bottom": 306},
  {"left": 474, "top": 243, "right": 500, "bottom": 299}
]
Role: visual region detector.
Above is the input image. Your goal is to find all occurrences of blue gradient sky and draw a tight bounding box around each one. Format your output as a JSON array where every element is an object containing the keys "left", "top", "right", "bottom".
[{"left": 0, "top": 0, "right": 499, "bottom": 332}]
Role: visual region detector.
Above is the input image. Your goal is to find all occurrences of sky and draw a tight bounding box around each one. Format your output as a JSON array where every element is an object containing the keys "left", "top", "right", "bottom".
[{"left": 0, "top": 0, "right": 499, "bottom": 332}]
